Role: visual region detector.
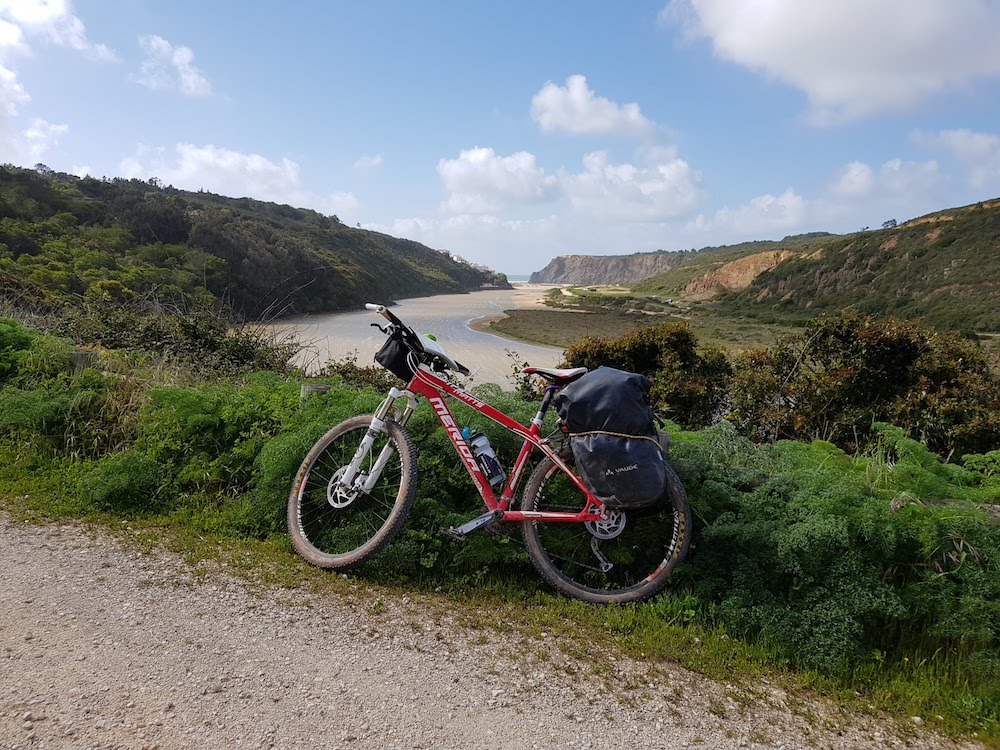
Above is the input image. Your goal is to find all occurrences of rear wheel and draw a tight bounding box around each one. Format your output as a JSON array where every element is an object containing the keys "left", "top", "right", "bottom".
[
  {"left": 521, "top": 451, "right": 690, "bottom": 604},
  {"left": 288, "top": 415, "right": 416, "bottom": 569}
]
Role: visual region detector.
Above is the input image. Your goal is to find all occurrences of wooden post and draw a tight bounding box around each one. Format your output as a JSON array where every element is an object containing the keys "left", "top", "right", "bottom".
[{"left": 300, "top": 383, "right": 332, "bottom": 400}]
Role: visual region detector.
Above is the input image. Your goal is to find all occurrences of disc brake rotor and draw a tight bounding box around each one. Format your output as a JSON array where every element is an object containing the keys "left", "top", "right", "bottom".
[{"left": 326, "top": 467, "right": 359, "bottom": 509}]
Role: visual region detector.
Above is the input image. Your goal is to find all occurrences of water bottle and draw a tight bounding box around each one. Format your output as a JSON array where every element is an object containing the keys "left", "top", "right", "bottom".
[{"left": 469, "top": 432, "right": 506, "bottom": 487}]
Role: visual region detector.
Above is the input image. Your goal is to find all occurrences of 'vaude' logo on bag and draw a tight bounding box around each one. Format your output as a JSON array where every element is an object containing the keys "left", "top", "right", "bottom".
[{"left": 605, "top": 464, "right": 639, "bottom": 476}]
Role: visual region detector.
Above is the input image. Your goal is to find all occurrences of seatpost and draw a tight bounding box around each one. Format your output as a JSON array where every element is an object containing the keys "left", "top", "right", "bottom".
[{"left": 531, "top": 385, "right": 560, "bottom": 428}]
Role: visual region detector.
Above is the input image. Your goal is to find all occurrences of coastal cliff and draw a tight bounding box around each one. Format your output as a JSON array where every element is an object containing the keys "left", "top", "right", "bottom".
[{"left": 528, "top": 250, "right": 688, "bottom": 285}]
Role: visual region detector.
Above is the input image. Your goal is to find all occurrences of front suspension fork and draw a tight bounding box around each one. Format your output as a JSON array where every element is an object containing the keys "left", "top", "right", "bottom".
[{"left": 340, "top": 387, "right": 419, "bottom": 493}]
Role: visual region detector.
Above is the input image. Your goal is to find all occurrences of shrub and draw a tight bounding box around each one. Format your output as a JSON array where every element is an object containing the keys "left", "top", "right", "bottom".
[
  {"left": 318, "top": 351, "right": 398, "bottom": 392},
  {"left": 0, "top": 368, "right": 125, "bottom": 459},
  {"left": 136, "top": 372, "right": 301, "bottom": 498},
  {"left": 0, "top": 317, "right": 37, "bottom": 382},
  {"left": 78, "top": 450, "right": 167, "bottom": 512},
  {"left": 963, "top": 450, "right": 1000, "bottom": 477},
  {"left": 562, "top": 322, "right": 732, "bottom": 426},
  {"left": 671, "top": 422, "right": 1000, "bottom": 675},
  {"left": 55, "top": 300, "right": 297, "bottom": 377},
  {"left": 726, "top": 316, "right": 1000, "bottom": 456}
]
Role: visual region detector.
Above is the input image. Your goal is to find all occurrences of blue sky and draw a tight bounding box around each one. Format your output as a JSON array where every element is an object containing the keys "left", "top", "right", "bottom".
[{"left": 3, "top": 1, "right": 1000, "bottom": 275}]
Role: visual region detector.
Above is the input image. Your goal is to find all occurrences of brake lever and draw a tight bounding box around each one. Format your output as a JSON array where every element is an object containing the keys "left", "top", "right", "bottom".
[{"left": 370, "top": 323, "right": 389, "bottom": 334}]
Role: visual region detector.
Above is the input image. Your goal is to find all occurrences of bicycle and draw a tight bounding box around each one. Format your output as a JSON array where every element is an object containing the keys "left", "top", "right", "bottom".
[{"left": 287, "top": 303, "right": 691, "bottom": 604}]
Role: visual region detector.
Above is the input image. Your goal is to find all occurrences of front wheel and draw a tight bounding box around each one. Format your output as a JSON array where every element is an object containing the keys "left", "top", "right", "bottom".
[
  {"left": 288, "top": 415, "right": 417, "bottom": 570},
  {"left": 521, "top": 451, "right": 690, "bottom": 604}
]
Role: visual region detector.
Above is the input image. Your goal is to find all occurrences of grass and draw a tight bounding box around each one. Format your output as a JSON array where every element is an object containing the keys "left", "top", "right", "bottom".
[
  {"left": 1, "top": 477, "right": 996, "bottom": 747},
  {"left": 489, "top": 306, "right": 802, "bottom": 352}
]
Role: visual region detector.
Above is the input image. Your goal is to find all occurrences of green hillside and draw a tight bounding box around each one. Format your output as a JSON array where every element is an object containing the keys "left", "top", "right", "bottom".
[
  {"left": 726, "top": 202, "right": 1000, "bottom": 331},
  {"left": 0, "top": 164, "right": 503, "bottom": 320},
  {"left": 631, "top": 202, "right": 1000, "bottom": 332},
  {"left": 633, "top": 234, "right": 831, "bottom": 297}
]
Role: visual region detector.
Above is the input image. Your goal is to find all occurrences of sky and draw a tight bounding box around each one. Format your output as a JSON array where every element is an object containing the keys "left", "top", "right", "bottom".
[{"left": 2, "top": 1, "right": 1000, "bottom": 275}]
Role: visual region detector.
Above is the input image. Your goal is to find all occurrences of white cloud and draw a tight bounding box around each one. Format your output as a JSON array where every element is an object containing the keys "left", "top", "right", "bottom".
[
  {"left": 119, "top": 143, "right": 360, "bottom": 217},
  {"left": 0, "top": 62, "right": 26, "bottom": 117},
  {"left": 829, "top": 157, "right": 941, "bottom": 201},
  {"left": 354, "top": 153, "right": 384, "bottom": 170},
  {"left": 531, "top": 74, "right": 653, "bottom": 136},
  {"left": 392, "top": 143, "right": 707, "bottom": 270},
  {"left": 0, "top": 61, "right": 66, "bottom": 163},
  {"left": 878, "top": 158, "right": 941, "bottom": 196},
  {"left": 437, "top": 147, "right": 557, "bottom": 214},
  {"left": 0, "top": 115, "right": 67, "bottom": 164},
  {"left": 562, "top": 149, "right": 703, "bottom": 222},
  {"left": 831, "top": 161, "right": 875, "bottom": 198},
  {"left": 136, "top": 35, "right": 211, "bottom": 97},
  {"left": 806, "top": 157, "right": 943, "bottom": 229},
  {"left": 664, "top": 0, "right": 1000, "bottom": 123},
  {"left": 0, "top": 0, "right": 115, "bottom": 61},
  {"left": 0, "top": 1, "right": 110, "bottom": 164},
  {"left": 22, "top": 117, "right": 67, "bottom": 159},
  {"left": 367, "top": 213, "right": 563, "bottom": 272},
  {"left": 0, "top": 18, "right": 27, "bottom": 56},
  {"left": 708, "top": 188, "right": 807, "bottom": 235},
  {"left": 918, "top": 129, "right": 1000, "bottom": 190}
]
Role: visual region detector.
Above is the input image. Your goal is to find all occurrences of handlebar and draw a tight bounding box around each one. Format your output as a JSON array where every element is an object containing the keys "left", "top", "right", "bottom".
[
  {"left": 365, "top": 303, "right": 403, "bottom": 328},
  {"left": 365, "top": 302, "right": 470, "bottom": 376}
]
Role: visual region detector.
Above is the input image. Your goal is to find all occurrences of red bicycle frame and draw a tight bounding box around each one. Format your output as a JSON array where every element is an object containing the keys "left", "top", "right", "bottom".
[{"left": 405, "top": 365, "right": 605, "bottom": 524}]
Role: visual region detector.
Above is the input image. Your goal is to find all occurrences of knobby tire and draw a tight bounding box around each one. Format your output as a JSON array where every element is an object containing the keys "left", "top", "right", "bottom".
[
  {"left": 521, "top": 451, "right": 690, "bottom": 604},
  {"left": 288, "top": 415, "right": 417, "bottom": 570}
]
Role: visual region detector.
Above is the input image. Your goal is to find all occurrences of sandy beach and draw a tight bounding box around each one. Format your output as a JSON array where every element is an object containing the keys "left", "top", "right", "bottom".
[{"left": 467, "top": 282, "right": 557, "bottom": 335}]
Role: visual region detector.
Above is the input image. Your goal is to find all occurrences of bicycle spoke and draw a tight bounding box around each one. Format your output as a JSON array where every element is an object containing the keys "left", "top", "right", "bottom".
[
  {"left": 522, "top": 452, "right": 690, "bottom": 603},
  {"left": 288, "top": 417, "right": 417, "bottom": 569}
]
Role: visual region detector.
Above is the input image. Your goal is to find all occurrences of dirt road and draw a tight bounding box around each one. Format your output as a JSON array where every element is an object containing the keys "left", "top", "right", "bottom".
[{"left": 0, "top": 518, "right": 983, "bottom": 750}]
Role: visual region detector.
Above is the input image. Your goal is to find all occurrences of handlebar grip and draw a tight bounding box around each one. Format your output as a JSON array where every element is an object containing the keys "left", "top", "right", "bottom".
[{"left": 365, "top": 302, "right": 407, "bottom": 333}]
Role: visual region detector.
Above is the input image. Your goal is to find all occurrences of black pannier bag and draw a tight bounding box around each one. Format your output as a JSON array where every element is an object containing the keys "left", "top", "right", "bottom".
[
  {"left": 554, "top": 367, "right": 666, "bottom": 509},
  {"left": 374, "top": 333, "right": 417, "bottom": 381}
]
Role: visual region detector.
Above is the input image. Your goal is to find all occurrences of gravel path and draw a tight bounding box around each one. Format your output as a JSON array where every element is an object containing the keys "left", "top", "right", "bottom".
[{"left": 0, "top": 517, "right": 985, "bottom": 750}]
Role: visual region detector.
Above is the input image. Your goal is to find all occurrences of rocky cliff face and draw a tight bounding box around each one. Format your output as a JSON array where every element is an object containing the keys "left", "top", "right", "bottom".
[
  {"left": 529, "top": 251, "right": 688, "bottom": 284},
  {"left": 683, "top": 250, "right": 797, "bottom": 300}
]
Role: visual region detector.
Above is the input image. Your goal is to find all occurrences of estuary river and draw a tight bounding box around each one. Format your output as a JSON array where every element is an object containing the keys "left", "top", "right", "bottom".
[{"left": 266, "top": 286, "right": 563, "bottom": 386}]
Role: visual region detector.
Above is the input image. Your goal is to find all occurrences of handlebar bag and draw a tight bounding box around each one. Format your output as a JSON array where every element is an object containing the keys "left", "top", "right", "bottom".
[
  {"left": 554, "top": 367, "right": 666, "bottom": 509},
  {"left": 374, "top": 333, "right": 417, "bottom": 381}
]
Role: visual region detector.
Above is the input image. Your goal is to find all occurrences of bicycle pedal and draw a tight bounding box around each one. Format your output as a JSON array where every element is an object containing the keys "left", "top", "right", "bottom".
[{"left": 442, "top": 527, "right": 468, "bottom": 542}]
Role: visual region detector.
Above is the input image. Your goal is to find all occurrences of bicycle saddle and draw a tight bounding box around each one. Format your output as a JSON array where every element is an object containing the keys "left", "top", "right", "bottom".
[{"left": 521, "top": 366, "right": 588, "bottom": 384}]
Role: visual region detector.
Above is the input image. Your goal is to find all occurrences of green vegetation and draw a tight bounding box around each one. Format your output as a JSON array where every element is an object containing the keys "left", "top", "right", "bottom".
[
  {"left": 0, "top": 163, "right": 505, "bottom": 325},
  {"left": 624, "top": 202, "right": 1000, "bottom": 335},
  {"left": 726, "top": 316, "right": 1000, "bottom": 457},
  {"left": 1, "top": 316, "right": 999, "bottom": 742},
  {"left": 489, "top": 308, "right": 666, "bottom": 348},
  {"left": 722, "top": 204, "right": 1000, "bottom": 333},
  {"left": 632, "top": 234, "right": 832, "bottom": 297},
  {"left": 562, "top": 322, "right": 731, "bottom": 427},
  {"left": 491, "top": 291, "right": 801, "bottom": 352},
  {"left": 532, "top": 199, "right": 1000, "bottom": 346},
  {"left": 562, "top": 316, "right": 999, "bottom": 458}
]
